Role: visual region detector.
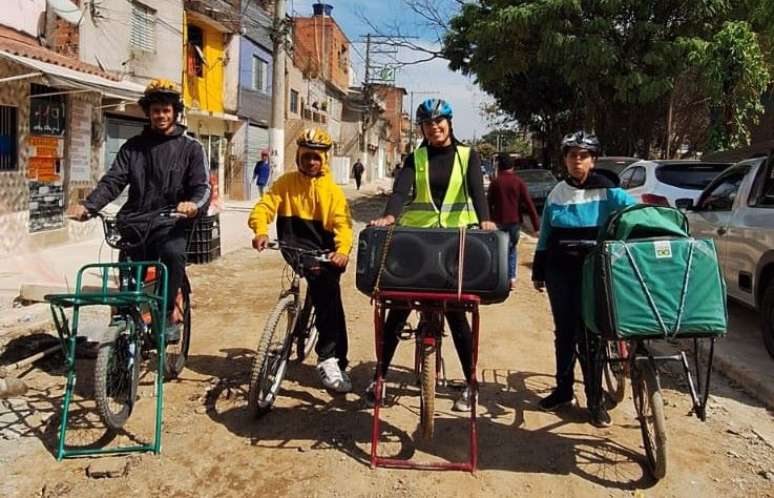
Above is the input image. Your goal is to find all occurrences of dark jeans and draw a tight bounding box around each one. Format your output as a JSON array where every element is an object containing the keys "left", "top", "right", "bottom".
[
  {"left": 498, "top": 223, "right": 521, "bottom": 280},
  {"left": 257, "top": 184, "right": 266, "bottom": 197},
  {"left": 544, "top": 259, "right": 602, "bottom": 408},
  {"left": 354, "top": 175, "right": 362, "bottom": 190},
  {"left": 378, "top": 309, "right": 473, "bottom": 382},
  {"left": 307, "top": 266, "right": 349, "bottom": 370},
  {"left": 127, "top": 224, "right": 187, "bottom": 316}
]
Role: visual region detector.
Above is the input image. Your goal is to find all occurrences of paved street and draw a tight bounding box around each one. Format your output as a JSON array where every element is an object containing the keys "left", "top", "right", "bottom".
[{"left": 1, "top": 191, "right": 772, "bottom": 497}]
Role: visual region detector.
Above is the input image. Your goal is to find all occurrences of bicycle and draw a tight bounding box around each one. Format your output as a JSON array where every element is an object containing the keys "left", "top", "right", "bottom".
[
  {"left": 247, "top": 241, "right": 323, "bottom": 417},
  {"left": 45, "top": 208, "right": 193, "bottom": 459},
  {"left": 571, "top": 238, "right": 720, "bottom": 480},
  {"left": 370, "top": 290, "right": 481, "bottom": 472}
]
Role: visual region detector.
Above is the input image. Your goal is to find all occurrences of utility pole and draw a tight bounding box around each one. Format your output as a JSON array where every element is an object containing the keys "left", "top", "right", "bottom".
[{"left": 269, "top": 0, "right": 287, "bottom": 176}]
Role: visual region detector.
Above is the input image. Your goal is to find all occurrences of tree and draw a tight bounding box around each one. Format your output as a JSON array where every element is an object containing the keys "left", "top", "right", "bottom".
[{"left": 443, "top": 1, "right": 773, "bottom": 157}]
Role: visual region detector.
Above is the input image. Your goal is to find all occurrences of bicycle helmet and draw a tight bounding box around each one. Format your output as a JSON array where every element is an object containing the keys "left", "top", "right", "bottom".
[
  {"left": 296, "top": 128, "right": 333, "bottom": 151},
  {"left": 138, "top": 78, "right": 184, "bottom": 115},
  {"left": 415, "top": 98, "right": 453, "bottom": 125},
  {"left": 561, "top": 130, "right": 600, "bottom": 156}
]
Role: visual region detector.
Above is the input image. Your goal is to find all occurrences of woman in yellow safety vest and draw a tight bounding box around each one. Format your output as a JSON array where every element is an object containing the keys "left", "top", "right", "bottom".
[{"left": 368, "top": 98, "right": 496, "bottom": 411}]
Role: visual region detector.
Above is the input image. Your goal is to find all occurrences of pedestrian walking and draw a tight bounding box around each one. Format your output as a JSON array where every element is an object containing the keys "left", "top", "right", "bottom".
[
  {"left": 253, "top": 150, "right": 271, "bottom": 197},
  {"left": 352, "top": 158, "right": 365, "bottom": 190},
  {"left": 487, "top": 153, "right": 540, "bottom": 290}
]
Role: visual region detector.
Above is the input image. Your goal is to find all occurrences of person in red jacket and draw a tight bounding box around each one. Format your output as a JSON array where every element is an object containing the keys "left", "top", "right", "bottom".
[{"left": 487, "top": 153, "right": 540, "bottom": 289}]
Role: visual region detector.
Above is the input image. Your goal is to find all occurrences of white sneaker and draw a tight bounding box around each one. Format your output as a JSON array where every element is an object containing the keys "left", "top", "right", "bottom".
[{"left": 317, "top": 358, "right": 352, "bottom": 393}]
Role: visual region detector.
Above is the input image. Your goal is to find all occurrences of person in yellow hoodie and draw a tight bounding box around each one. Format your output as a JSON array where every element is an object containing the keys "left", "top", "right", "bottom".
[{"left": 248, "top": 128, "right": 354, "bottom": 393}]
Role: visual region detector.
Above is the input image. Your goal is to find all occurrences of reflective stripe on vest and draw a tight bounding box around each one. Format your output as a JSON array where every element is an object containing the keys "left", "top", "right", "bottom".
[{"left": 399, "top": 145, "right": 479, "bottom": 228}]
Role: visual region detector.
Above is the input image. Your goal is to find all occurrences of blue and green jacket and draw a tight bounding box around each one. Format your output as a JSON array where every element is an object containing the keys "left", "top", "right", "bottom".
[{"left": 532, "top": 169, "right": 635, "bottom": 281}]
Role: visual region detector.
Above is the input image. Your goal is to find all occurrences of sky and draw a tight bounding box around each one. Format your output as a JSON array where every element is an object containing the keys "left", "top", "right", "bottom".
[{"left": 287, "top": 0, "right": 493, "bottom": 140}]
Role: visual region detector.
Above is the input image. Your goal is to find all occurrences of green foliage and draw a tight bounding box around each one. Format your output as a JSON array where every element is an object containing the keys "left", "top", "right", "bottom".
[
  {"left": 443, "top": 0, "right": 773, "bottom": 156},
  {"left": 700, "top": 21, "right": 771, "bottom": 150}
]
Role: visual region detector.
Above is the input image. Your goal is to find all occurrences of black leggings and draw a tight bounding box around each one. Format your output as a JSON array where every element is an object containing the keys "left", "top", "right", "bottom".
[{"left": 378, "top": 309, "right": 473, "bottom": 382}]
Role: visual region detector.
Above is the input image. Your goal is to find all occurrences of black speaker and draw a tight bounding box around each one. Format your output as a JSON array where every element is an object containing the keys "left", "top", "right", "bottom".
[{"left": 356, "top": 226, "right": 510, "bottom": 304}]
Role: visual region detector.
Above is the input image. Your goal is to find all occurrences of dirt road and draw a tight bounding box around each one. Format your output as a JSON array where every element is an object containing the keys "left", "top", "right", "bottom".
[{"left": 2, "top": 193, "right": 773, "bottom": 497}]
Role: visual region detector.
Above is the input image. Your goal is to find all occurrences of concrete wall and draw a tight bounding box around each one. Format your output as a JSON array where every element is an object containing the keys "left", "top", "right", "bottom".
[
  {"left": 79, "top": 0, "right": 184, "bottom": 85},
  {"left": 5, "top": 0, "right": 46, "bottom": 38},
  {"left": 237, "top": 36, "right": 272, "bottom": 125},
  {"left": 224, "top": 34, "right": 240, "bottom": 113}
]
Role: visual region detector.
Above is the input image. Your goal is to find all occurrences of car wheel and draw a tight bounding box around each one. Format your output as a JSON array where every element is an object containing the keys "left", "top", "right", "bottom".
[{"left": 761, "top": 280, "right": 774, "bottom": 360}]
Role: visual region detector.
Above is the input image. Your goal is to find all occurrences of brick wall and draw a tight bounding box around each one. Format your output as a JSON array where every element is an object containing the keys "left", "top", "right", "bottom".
[
  {"left": 293, "top": 16, "right": 350, "bottom": 93},
  {"left": 46, "top": 1, "right": 80, "bottom": 58}
]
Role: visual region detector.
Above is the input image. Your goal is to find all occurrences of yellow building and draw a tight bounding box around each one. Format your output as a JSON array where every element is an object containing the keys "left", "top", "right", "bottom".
[{"left": 182, "top": 10, "right": 240, "bottom": 208}]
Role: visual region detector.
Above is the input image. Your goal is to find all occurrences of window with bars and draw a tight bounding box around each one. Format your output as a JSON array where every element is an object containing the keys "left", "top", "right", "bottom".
[
  {"left": 252, "top": 56, "right": 267, "bottom": 93},
  {"left": 130, "top": 2, "right": 156, "bottom": 53},
  {"left": 0, "top": 105, "right": 18, "bottom": 171}
]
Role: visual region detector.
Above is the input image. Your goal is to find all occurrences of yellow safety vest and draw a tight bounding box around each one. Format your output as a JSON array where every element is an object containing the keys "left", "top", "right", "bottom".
[{"left": 399, "top": 145, "right": 479, "bottom": 228}]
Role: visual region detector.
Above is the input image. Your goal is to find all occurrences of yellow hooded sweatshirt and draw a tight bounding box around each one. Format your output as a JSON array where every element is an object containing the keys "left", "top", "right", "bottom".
[{"left": 248, "top": 159, "right": 353, "bottom": 255}]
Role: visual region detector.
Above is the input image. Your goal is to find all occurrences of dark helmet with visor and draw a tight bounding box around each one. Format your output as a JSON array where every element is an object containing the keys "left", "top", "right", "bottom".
[{"left": 561, "top": 130, "right": 600, "bottom": 156}]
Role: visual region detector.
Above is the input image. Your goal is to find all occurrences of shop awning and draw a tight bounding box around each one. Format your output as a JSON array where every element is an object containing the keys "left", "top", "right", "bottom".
[{"left": 0, "top": 50, "right": 145, "bottom": 100}]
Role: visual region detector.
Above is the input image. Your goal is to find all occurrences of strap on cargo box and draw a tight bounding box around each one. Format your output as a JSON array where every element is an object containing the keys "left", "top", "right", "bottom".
[{"left": 622, "top": 240, "right": 695, "bottom": 338}]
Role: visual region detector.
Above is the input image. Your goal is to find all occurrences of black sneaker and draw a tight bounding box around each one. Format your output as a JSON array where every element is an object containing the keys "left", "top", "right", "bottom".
[
  {"left": 589, "top": 405, "right": 612, "bottom": 428},
  {"left": 538, "top": 390, "right": 575, "bottom": 411}
]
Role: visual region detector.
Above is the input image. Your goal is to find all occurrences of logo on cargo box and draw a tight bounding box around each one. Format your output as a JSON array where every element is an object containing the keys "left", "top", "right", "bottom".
[{"left": 654, "top": 240, "right": 672, "bottom": 259}]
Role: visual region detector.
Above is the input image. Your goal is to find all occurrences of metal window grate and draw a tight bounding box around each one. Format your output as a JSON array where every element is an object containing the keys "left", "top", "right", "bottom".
[
  {"left": 0, "top": 105, "right": 18, "bottom": 171},
  {"left": 130, "top": 2, "right": 156, "bottom": 53}
]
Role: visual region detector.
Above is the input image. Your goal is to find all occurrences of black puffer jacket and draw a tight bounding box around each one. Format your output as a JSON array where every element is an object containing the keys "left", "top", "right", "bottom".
[{"left": 84, "top": 124, "right": 211, "bottom": 221}]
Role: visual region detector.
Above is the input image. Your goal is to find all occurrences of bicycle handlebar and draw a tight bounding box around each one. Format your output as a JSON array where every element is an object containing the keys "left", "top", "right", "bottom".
[
  {"left": 267, "top": 241, "right": 331, "bottom": 262},
  {"left": 557, "top": 239, "right": 597, "bottom": 249}
]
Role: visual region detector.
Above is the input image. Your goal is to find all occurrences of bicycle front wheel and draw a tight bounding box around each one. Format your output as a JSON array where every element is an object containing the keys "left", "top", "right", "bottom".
[
  {"left": 94, "top": 319, "right": 140, "bottom": 430},
  {"left": 632, "top": 359, "right": 667, "bottom": 480},
  {"left": 248, "top": 294, "right": 297, "bottom": 417},
  {"left": 419, "top": 342, "right": 436, "bottom": 440}
]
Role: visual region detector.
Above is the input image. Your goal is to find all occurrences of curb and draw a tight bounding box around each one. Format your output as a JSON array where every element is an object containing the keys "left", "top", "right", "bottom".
[{"left": 697, "top": 340, "right": 774, "bottom": 411}]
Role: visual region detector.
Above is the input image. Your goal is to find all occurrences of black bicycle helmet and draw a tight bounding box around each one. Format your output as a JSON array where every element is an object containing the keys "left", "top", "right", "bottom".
[{"left": 561, "top": 130, "right": 600, "bottom": 156}]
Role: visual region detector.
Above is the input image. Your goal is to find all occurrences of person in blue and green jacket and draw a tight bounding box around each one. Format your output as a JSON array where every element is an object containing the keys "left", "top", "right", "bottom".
[{"left": 532, "top": 131, "right": 635, "bottom": 427}]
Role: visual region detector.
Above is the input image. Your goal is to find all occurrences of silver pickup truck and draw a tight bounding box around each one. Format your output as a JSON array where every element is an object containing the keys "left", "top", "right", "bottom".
[{"left": 677, "top": 152, "right": 774, "bottom": 358}]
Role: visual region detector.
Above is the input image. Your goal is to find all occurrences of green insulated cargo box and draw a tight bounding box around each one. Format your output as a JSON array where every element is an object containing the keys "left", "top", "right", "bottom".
[{"left": 582, "top": 237, "right": 727, "bottom": 339}]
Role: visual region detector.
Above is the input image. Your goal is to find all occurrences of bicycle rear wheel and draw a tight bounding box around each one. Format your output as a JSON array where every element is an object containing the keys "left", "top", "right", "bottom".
[
  {"left": 248, "top": 294, "right": 297, "bottom": 417},
  {"left": 94, "top": 318, "right": 140, "bottom": 430},
  {"left": 164, "top": 285, "right": 191, "bottom": 380},
  {"left": 632, "top": 359, "right": 667, "bottom": 480},
  {"left": 419, "top": 341, "right": 436, "bottom": 440},
  {"left": 603, "top": 341, "right": 627, "bottom": 408}
]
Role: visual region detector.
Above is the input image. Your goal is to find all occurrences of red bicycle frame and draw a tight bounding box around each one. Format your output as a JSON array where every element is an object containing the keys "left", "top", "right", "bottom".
[{"left": 370, "top": 290, "right": 480, "bottom": 472}]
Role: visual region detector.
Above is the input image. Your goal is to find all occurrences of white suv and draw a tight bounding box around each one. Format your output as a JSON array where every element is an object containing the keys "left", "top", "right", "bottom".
[{"left": 619, "top": 160, "right": 730, "bottom": 207}]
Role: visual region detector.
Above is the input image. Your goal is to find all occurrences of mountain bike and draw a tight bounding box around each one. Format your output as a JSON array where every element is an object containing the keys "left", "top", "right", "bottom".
[{"left": 247, "top": 241, "right": 324, "bottom": 417}]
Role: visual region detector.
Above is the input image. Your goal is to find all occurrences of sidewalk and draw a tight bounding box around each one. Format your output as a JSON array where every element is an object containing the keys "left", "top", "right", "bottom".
[{"left": 0, "top": 204, "right": 259, "bottom": 313}]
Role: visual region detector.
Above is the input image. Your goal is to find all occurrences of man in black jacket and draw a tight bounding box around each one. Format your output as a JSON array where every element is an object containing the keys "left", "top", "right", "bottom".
[{"left": 67, "top": 79, "right": 211, "bottom": 341}]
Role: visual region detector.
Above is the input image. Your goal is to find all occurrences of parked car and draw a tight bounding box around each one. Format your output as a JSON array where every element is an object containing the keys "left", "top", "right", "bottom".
[
  {"left": 676, "top": 153, "right": 774, "bottom": 358},
  {"left": 595, "top": 156, "right": 640, "bottom": 176},
  {"left": 517, "top": 169, "right": 558, "bottom": 212},
  {"left": 619, "top": 160, "right": 730, "bottom": 207}
]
